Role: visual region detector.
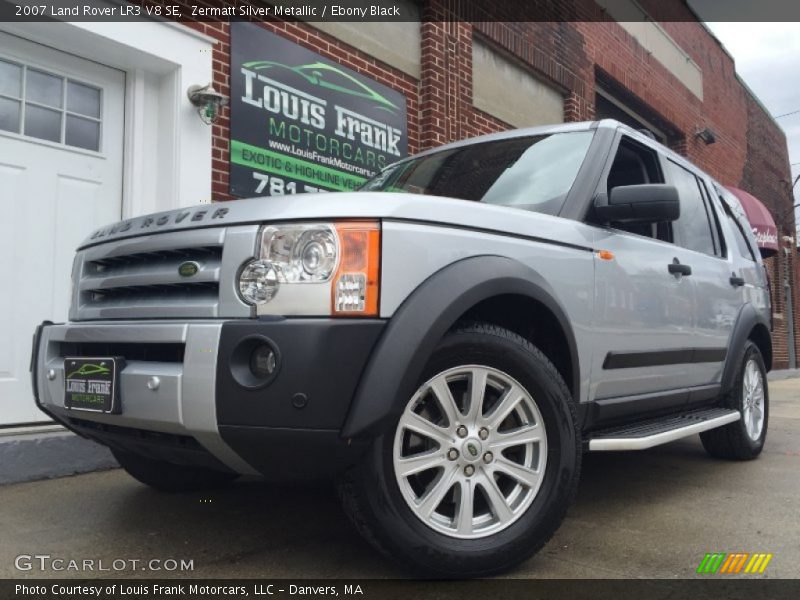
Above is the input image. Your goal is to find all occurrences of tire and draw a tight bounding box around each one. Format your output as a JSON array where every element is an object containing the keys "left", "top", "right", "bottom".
[
  {"left": 700, "top": 341, "right": 768, "bottom": 460},
  {"left": 111, "top": 448, "right": 238, "bottom": 492},
  {"left": 338, "top": 322, "right": 581, "bottom": 577}
]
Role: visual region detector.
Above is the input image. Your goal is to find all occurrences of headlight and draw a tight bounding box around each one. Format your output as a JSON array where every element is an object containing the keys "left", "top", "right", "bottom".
[
  {"left": 238, "top": 221, "right": 380, "bottom": 317},
  {"left": 261, "top": 224, "right": 338, "bottom": 283}
]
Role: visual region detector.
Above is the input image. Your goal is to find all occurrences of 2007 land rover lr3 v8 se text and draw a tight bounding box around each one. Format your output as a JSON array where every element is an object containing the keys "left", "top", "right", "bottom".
[{"left": 32, "top": 120, "right": 771, "bottom": 577}]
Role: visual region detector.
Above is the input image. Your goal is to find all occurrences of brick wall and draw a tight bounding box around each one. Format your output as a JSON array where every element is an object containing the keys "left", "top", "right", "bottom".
[
  {"left": 739, "top": 92, "right": 798, "bottom": 368},
  {"left": 174, "top": 0, "right": 796, "bottom": 366}
]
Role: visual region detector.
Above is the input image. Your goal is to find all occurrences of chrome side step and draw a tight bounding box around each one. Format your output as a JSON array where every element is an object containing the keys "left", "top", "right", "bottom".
[{"left": 588, "top": 408, "right": 741, "bottom": 451}]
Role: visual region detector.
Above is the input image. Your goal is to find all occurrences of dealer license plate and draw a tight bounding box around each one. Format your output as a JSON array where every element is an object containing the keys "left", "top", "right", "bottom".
[{"left": 64, "top": 357, "right": 123, "bottom": 414}]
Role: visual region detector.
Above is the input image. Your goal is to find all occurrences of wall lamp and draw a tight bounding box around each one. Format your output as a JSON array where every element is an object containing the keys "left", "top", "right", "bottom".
[
  {"left": 187, "top": 84, "right": 229, "bottom": 125},
  {"left": 695, "top": 126, "right": 717, "bottom": 145}
]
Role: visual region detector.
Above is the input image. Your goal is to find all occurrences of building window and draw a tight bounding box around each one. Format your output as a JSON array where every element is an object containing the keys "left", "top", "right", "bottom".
[
  {"left": 472, "top": 38, "right": 564, "bottom": 128},
  {"left": 0, "top": 58, "right": 102, "bottom": 152}
]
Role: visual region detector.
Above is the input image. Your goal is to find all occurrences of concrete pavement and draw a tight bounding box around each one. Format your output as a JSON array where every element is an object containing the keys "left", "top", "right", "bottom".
[{"left": 2, "top": 378, "right": 799, "bottom": 579}]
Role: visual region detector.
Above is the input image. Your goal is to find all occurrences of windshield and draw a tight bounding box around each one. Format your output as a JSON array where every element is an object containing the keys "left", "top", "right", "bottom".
[{"left": 360, "top": 131, "right": 595, "bottom": 215}]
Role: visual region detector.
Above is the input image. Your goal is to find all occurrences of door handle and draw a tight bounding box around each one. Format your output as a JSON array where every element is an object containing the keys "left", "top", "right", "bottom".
[
  {"left": 668, "top": 259, "right": 692, "bottom": 277},
  {"left": 730, "top": 273, "right": 745, "bottom": 287}
]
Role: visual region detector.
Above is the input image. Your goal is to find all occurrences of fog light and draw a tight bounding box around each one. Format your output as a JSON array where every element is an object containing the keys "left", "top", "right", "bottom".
[
  {"left": 250, "top": 344, "right": 277, "bottom": 378},
  {"left": 229, "top": 336, "right": 281, "bottom": 389},
  {"left": 239, "top": 260, "right": 279, "bottom": 305}
]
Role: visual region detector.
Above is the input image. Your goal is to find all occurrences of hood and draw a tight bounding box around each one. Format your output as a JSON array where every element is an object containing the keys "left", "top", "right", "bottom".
[{"left": 78, "top": 192, "right": 591, "bottom": 250}]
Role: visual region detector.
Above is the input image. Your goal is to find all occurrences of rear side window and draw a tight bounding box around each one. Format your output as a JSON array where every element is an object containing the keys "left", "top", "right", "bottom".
[
  {"left": 715, "top": 185, "right": 759, "bottom": 262},
  {"left": 724, "top": 204, "right": 757, "bottom": 261},
  {"left": 698, "top": 179, "right": 726, "bottom": 257},
  {"left": 666, "top": 161, "right": 718, "bottom": 256}
]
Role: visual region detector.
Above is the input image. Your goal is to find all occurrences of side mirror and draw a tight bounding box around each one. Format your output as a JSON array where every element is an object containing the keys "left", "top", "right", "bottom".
[{"left": 594, "top": 184, "right": 680, "bottom": 224}]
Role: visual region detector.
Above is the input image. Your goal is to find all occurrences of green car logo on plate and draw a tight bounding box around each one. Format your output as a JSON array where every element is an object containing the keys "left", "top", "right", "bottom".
[
  {"left": 178, "top": 261, "right": 200, "bottom": 278},
  {"left": 66, "top": 363, "right": 110, "bottom": 379},
  {"left": 242, "top": 60, "right": 400, "bottom": 113}
]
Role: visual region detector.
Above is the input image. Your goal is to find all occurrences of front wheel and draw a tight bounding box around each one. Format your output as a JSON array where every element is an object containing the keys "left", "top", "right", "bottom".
[
  {"left": 338, "top": 323, "right": 581, "bottom": 577},
  {"left": 700, "top": 341, "right": 768, "bottom": 460}
]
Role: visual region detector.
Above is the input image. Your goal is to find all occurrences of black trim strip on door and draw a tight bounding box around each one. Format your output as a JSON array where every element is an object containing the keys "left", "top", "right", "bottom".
[{"left": 602, "top": 347, "right": 727, "bottom": 370}]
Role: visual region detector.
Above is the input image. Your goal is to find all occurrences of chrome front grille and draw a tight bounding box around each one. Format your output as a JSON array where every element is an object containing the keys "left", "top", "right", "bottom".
[{"left": 71, "top": 226, "right": 259, "bottom": 320}]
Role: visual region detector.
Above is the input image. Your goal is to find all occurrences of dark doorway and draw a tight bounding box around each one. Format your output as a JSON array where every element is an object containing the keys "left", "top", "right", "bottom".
[{"left": 595, "top": 91, "right": 667, "bottom": 144}]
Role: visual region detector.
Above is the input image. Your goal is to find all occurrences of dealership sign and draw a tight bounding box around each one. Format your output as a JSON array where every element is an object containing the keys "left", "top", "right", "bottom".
[{"left": 229, "top": 22, "right": 408, "bottom": 197}]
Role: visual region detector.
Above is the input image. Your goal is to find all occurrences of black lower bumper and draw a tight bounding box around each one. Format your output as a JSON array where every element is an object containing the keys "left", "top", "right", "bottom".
[
  {"left": 218, "top": 425, "right": 370, "bottom": 480},
  {"left": 215, "top": 317, "right": 385, "bottom": 429},
  {"left": 215, "top": 317, "right": 385, "bottom": 478}
]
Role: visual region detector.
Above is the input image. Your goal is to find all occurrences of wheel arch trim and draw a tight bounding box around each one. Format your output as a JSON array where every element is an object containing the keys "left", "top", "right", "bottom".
[
  {"left": 340, "top": 255, "right": 580, "bottom": 439},
  {"left": 721, "top": 303, "right": 772, "bottom": 395}
]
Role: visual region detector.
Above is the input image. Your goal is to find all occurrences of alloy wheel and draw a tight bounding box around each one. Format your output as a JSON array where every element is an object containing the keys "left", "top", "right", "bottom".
[
  {"left": 742, "top": 358, "right": 765, "bottom": 441},
  {"left": 393, "top": 365, "right": 547, "bottom": 539}
]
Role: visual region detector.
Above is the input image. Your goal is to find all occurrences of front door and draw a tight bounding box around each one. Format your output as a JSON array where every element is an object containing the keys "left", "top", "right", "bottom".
[
  {"left": 590, "top": 229, "right": 698, "bottom": 400},
  {"left": 0, "top": 32, "right": 124, "bottom": 425},
  {"left": 587, "top": 135, "right": 700, "bottom": 401}
]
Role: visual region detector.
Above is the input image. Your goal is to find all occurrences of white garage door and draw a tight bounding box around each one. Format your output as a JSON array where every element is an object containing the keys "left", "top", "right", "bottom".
[{"left": 0, "top": 32, "right": 124, "bottom": 426}]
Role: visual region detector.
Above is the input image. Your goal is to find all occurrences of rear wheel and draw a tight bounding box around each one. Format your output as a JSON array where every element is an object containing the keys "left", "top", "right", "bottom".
[
  {"left": 111, "top": 448, "right": 238, "bottom": 492},
  {"left": 338, "top": 323, "right": 581, "bottom": 577},
  {"left": 700, "top": 341, "right": 768, "bottom": 460}
]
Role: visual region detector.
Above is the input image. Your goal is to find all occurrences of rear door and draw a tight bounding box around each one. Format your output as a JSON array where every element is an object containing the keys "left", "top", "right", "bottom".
[
  {"left": 716, "top": 184, "right": 768, "bottom": 304},
  {"left": 664, "top": 161, "right": 738, "bottom": 393}
]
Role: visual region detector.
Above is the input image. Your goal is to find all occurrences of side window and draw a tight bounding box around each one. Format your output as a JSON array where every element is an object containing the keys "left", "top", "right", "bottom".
[
  {"left": 697, "top": 179, "right": 726, "bottom": 257},
  {"left": 666, "top": 161, "right": 717, "bottom": 256},
  {"left": 716, "top": 185, "right": 759, "bottom": 262},
  {"left": 605, "top": 137, "right": 668, "bottom": 240},
  {"left": 723, "top": 203, "right": 757, "bottom": 262},
  {"left": 607, "top": 139, "right": 662, "bottom": 191}
]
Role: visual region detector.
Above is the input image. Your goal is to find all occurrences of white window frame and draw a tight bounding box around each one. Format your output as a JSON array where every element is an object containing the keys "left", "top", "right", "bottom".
[
  {"left": 0, "top": 20, "right": 216, "bottom": 218},
  {"left": 0, "top": 58, "right": 105, "bottom": 152}
]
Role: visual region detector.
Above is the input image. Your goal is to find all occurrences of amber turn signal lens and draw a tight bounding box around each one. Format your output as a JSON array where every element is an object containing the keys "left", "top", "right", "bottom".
[
  {"left": 597, "top": 249, "right": 615, "bottom": 261},
  {"left": 332, "top": 221, "right": 380, "bottom": 316}
]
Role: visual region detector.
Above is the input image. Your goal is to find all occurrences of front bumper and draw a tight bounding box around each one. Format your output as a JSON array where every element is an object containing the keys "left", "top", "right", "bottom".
[{"left": 32, "top": 318, "right": 384, "bottom": 479}]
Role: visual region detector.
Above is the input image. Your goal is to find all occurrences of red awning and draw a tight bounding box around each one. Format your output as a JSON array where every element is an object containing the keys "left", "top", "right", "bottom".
[{"left": 725, "top": 186, "right": 779, "bottom": 257}]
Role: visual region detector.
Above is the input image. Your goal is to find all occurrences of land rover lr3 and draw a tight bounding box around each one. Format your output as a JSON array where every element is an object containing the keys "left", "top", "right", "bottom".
[{"left": 32, "top": 120, "right": 771, "bottom": 577}]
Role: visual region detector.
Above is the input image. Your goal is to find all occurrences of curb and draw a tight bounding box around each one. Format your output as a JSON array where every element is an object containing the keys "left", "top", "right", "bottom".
[
  {"left": 768, "top": 369, "right": 800, "bottom": 381},
  {"left": 0, "top": 429, "right": 118, "bottom": 485}
]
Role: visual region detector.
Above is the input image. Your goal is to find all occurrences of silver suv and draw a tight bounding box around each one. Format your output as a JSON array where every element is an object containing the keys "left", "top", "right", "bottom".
[{"left": 31, "top": 120, "right": 771, "bottom": 577}]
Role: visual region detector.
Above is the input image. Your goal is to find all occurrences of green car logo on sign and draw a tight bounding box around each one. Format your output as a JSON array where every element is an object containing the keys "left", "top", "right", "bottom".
[{"left": 178, "top": 261, "right": 200, "bottom": 278}]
